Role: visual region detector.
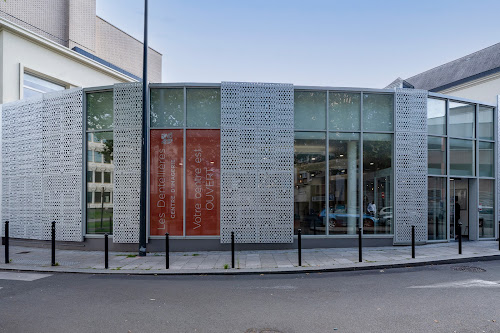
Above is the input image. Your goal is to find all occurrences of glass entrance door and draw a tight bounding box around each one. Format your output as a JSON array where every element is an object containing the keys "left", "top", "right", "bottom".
[{"left": 450, "top": 178, "right": 469, "bottom": 239}]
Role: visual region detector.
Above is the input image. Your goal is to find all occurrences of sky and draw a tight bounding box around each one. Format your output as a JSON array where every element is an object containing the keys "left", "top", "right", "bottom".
[{"left": 97, "top": 0, "right": 500, "bottom": 88}]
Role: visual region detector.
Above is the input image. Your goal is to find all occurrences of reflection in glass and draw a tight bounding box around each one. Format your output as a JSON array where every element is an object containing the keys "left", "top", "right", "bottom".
[
  {"left": 294, "top": 91, "right": 326, "bottom": 130},
  {"left": 478, "top": 106, "right": 494, "bottom": 140},
  {"left": 86, "top": 131, "right": 114, "bottom": 234},
  {"left": 479, "top": 179, "right": 495, "bottom": 238},
  {"left": 449, "top": 139, "right": 474, "bottom": 176},
  {"left": 479, "top": 141, "right": 494, "bottom": 177},
  {"left": 428, "top": 177, "right": 446, "bottom": 240},
  {"left": 449, "top": 102, "right": 474, "bottom": 138},
  {"left": 87, "top": 91, "right": 113, "bottom": 130},
  {"left": 427, "top": 98, "right": 446, "bottom": 135},
  {"left": 294, "top": 132, "right": 326, "bottom": 235},
  {"left": 328, "top": 133, "right": 359, "bottom": 235},
  {"left": 329, "top": 92, "right": 360, "bottom": 131},
  {"left": 428, "top": 136, "right": 446, "bottom": 175},
  {"left": 187, "top": 88, "right": 221, "bottom": 128},
  {"left": 363, "top": 94, "right": 394, "bottom": 132},
  {"left": 150, "top": 88, "right": 184, "bottom": 127},
  {"left": 363, "top": 133, "right": 393, "bottom": 234}
]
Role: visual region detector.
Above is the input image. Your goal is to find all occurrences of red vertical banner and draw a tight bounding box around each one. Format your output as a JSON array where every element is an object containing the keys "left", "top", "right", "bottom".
[
  {"left": 186, "top": 130, "right": 220, "bottom": 236},
  {"left": 150, "top": 129, "right": 183, "bottom": 236}
]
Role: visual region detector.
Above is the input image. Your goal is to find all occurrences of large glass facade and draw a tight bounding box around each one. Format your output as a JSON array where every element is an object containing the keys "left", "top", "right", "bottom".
[
  {"left": 294, "top": 91, "right": 326, "bottom": 129},
  {"left": 294, "top": 132, "right": 326, "bottom": 235},
  {"left": 328, "top": 132, "right": 359, "bottom": 235},
  {"left": 149, "top": 87, "right": 221, "bottom": 237},
  {"left": 428, "top": 136, "right": 446, "bottom": 175},
  {"left": 449, "top": 139, "right": 474, "bottom": 176},
  {"left": 328, "top": 93, "right": 360, "bottom": 131},
  {"left": 362, "top": 94, "right": 394, "bottom": 132},
  {"left": 427, "top": 98, "right": 446, "bottom": 135},
  {"left": 449, "top": 101, "right": 474, "bottom": 138},
  {"left": 362, "top": 133, "right": 393, "bottom": 234},
  {"left": 86, "top": 91, "right": 114, "bottom": 234},
  {"left": 479, "top": 179, "right": 495, "bottom": 238},
  {"left": 428, "top": 177, "right": 446, "bottom": 240}
]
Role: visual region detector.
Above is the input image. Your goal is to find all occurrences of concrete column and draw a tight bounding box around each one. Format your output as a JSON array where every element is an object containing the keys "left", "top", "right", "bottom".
[{"left": 347, "top": 140, "right": 357, "bottom": 234}]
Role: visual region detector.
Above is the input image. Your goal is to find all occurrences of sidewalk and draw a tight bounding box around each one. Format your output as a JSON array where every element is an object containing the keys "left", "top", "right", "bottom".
[{"left": 0, "top": 241, "right": 499, "bottom": 275}]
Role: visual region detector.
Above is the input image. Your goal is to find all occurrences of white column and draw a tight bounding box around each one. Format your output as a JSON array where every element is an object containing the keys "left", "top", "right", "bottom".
[{"left": 347, "top": 140, "right": 357, "bottom": 234}]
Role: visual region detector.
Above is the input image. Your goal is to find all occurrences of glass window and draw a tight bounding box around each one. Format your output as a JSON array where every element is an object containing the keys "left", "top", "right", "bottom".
[
  {"left": 23, "top": 72, "right": 65, "bottom": 98},
  {"left": 363, "top": 133, "right": 393, "bottom": 234},
  {"left": 87, "top": 150, "right": 93, "bottom": 162},
  {"left": 428, "top": 136, "right": 446, "bottom": 175},
  {"left": 478, "top": 106, "right": 494, "bottom": 140},
  {"left": 95, "top": 171, "right": 102, "bottom": 183},
  {"left": 328, "top": 132, "right": 359, "bottom": 235},
  {"left": 150, "top": 88, "right": 184, "bottom": 128},
  {"left": 479, "top": 142, "right": 494, "bottom": 178},
  {"left": 328, "top": 92, "right": 360, "bottom": 131},
  {"left": 294, "top": 132, "right": 326, "bottom": 235},
  {"left": 294, "top": 91, "right": 326, "bottom": 130},
  {"left": 87, "top": 91, "right": 113, "bottom": 130},
  {"left": 428, "top": 177, "right": 446, "bottom": 240},
  {"left": 103, "top": 192, "right": 111, "bottom": 204},
  {"left": 94, "top": 191, "right": 102, "bottom": 204},
  {"left": 449, "top": 139, "right": 474, "bottom": 176},
  {"left": 87, "top": 192, "right": 93, "bottom": 204},
  {"left": 103, "top": 172, "right": 111, "bottom": 183},
  {"left": 87, "top": 171, "right": 93, "bottom": 183},
  {"left": 362, "top": 94, "right": 394, "bottom": 132},
  {"left": 427, "top": 98, "right": 446, "bottom": 135},
  {"left": 94, "top": 151, "right": 103, "bottom": 163},
  {"left": 186, "top": 88, "right": 221, "bottom": 128},
  {"left": 479, "top": 179, "right": 495, "bottom": 238},
  {"left": 449, "top": 101, "right": 474, "bottom": 138}
]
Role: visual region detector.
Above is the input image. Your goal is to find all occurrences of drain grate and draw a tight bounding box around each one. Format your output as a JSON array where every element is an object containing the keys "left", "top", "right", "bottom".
[
  {"left": 452, "top": 266, "right": 486, "bottom": 272},
  {"left": 16, "top": 251, "right": 31, "bottom": 254}
]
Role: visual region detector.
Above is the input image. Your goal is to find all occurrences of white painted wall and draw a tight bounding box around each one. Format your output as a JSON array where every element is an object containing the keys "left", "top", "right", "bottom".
[
  {"left": 0, "top": 22, "right": 135, "bottom": 104},
  {"left": 439, "top": 73, "right": 500, "bottom": 105}
]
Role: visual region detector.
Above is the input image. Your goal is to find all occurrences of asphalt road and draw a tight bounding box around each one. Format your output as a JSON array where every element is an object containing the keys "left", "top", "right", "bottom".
[{"left": 0, "top": 261, "right": 500, "bottom": 333}]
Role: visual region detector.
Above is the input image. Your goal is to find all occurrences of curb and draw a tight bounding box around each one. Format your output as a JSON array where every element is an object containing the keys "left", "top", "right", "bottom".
[{"left": 1, "top": 254, "right": 499, "bottom": 276}]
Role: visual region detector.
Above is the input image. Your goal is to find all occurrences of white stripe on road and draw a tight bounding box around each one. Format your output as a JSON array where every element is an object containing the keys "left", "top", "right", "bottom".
[
  {"left": 0, "top": 272, "right": 52, "bottom": 281},
  {"left": 409, "top": 279, "right": 500, "bottom": 289}
]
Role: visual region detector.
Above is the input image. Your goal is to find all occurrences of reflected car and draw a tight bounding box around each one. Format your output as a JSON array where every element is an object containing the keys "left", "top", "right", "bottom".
[{"left": 313, "top": 209, "right": 379, "bottom": 230}]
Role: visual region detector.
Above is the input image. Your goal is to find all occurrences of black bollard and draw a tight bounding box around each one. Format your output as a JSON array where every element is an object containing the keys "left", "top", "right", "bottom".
[
  {"left": 231, "top": 231, "right": 235, "bottom": 269},
  {"left": 458, "top": 222, "right": 462, "bottom": 255},
  {"left": 411, "top": 225, "right": 415, "bottom": 259},
  {"left": 298, "top": 228, "right": 302, "bottom": 267},
  {"left": 4, "top": 221, "right": 9, "bottom": 264},
  {"left": 104, "top": 233, "right": 109, "bottom": 269},
  {"left": 358, "top": 227, "right": 362, "bottom": 262},
  {"left": 165, "top": 232, "right": 169, "bottom": 269},
  {"left": 51, "top": 221, "right": 56, "bottom": 266}
]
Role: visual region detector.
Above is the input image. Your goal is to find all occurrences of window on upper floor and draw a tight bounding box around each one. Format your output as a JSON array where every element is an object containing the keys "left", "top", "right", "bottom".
[{"left": 23, "top": 72, "right": 65, "bottom": 98}]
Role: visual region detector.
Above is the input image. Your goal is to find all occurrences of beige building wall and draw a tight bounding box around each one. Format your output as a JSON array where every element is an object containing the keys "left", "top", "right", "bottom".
[
  {"left": 0, "top": 0, "right": 69, "bottom": 45},
  {"left": 95, "top": 17, "right": 162, "bottom": 83},
  {"left": 0, "top": 0, "right": 162, "bottom": 82},
  {"left": 0, "top": 22, "right": 134, "bottom": 104},
  {"left": 438, "top": 73, "right": 500, "bottom": 105}
]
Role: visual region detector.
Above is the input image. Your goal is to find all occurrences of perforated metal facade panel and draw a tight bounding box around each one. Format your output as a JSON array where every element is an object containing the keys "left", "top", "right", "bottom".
[
  {"left": 112, "top": 83, "right": 142, "bottom": 243},
  {"left": 2, "top": 89, "right": 83, "bottom": 241},
  {"left": 220, "top": 82, "right": 294, "bottom": 243},
  {"left": 394, "top": 88, "right": 428, "bottom": 244}
]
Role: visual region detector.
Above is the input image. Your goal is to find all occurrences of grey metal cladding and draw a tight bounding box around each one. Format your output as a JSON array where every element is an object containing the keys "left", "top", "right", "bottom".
[
  {"left": 220, "top": 82, "right": 294, "bottom": 243},
  {"left": 394, "top": 88, "right": 428, "bottom": 244},
  {"left": 112, "top": 82, "right": 142, "bottom": 243},
  {"left": 2, "top": 89, "right": 83, "bottom": 241}
]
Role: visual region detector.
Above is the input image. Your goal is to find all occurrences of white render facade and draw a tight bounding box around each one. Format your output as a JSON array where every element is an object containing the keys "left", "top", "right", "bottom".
[{"left": 1, "top": 82, "right": 498, "bottom": 251}]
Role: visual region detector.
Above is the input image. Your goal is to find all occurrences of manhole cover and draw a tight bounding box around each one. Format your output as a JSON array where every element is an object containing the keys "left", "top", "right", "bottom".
[
  {"left": 452, "top": 266, "right": 486, "bottom": 272},
  {"left": 245, "top": 329, "right": 283, "bottom": 333}
]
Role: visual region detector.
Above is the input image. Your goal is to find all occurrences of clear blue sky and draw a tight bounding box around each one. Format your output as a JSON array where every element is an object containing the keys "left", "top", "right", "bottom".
[{"left": 97, "top": 0, "right": 500, "bottom": 87}]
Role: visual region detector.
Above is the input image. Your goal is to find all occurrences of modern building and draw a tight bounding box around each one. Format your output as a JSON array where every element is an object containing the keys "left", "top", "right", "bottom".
[
  {"left": 0, "top": 0, "right": 162, "bottom": 104},
  {"left": 387, "top": 42, "right": 500, "bottom": 105},
  {"left": 1, "top": 82, "right": 497, "bottom": 251}
]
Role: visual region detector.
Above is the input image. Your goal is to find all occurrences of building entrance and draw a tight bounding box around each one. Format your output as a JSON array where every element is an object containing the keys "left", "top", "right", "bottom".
[{"left": 450, "top": 179, "right": 469, "bottom": 239}]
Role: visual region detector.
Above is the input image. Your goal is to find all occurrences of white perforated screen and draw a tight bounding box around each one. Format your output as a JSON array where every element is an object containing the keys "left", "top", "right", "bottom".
[{"left": 220, "top": 82, "right": 294, "bottom": 243}]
